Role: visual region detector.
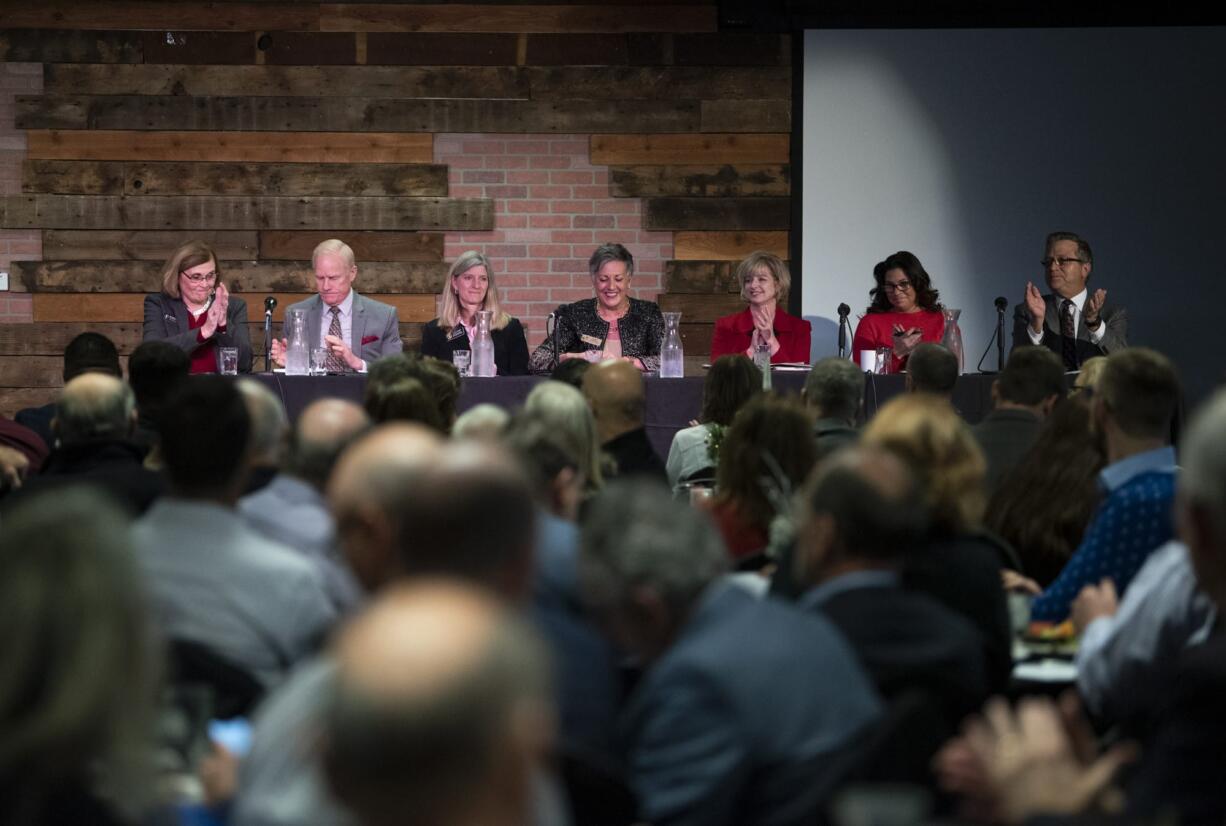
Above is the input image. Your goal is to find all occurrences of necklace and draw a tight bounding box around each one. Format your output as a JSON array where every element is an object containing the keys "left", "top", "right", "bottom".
[{"left": 597, "top": 302, "right": 630, "bottom": 322}]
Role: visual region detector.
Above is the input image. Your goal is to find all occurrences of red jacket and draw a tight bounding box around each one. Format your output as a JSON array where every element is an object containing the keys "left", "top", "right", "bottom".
[{"left": 710, "top": 306, "right": 812, "bottom": 364}]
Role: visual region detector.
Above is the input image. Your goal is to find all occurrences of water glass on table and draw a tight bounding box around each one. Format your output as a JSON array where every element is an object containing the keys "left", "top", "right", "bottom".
[
  {"left": 452, "top": 349, "right": 471, "bottom": 378},
  {"left": 311, "top": 347, "right": 331, "bottom": 376},
  {"left": 218, "top": 347, "right": 239, "bottom": 376}
]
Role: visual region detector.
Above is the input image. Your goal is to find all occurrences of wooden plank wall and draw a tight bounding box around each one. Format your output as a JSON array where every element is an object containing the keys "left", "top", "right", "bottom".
[{"left": 0, "top": 2, "right": 791, "bottom": 414}]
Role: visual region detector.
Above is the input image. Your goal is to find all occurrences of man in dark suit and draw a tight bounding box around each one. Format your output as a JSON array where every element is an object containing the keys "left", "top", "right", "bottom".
[
  {"left": 15, "top": 331, "right": 123, "bottom": 451},
  {"left": 581, "top": 480, "right": 881, "bottom": 826},
  {"left": 583, "top": 359, "right": 666, "bottom": 482},
  {"left": 793, "top": 446, "right": 989, "bottom": 746},
  {"left": 271, "top": 239, "right": 403, "bottom": 372},
  {"left": 972, "top": 346, "right": 1066, "bottom": 494},
  {"left": 1012, "top": 231, "right": 1127, "bottom": 370}
]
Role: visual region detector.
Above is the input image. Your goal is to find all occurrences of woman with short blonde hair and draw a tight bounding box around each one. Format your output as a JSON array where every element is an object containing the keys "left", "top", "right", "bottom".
[
  {"left": 709, "top": 251, "right": 811, "bottom": 364},
  {"left": 421, "top": 251, "right": 529, "bottom": 375}
]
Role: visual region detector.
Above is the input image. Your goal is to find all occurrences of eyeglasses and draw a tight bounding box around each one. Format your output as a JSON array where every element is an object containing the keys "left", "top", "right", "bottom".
[
  {"left": 882, "top": 281, "right": 912, "bottom": 293},
  {"left": 1041, "top": 257, "right": 1084, "bottom": 269},
  {"left": 181, "top": 269, "right": 217, "bottom": 283}
]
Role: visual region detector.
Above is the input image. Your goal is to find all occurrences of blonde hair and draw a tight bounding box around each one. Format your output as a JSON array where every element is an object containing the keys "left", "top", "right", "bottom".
[
  {"left": 312, "top": 238, "right": 357, "bottom": 270},
  {"left": 160, "top": 240, "right": 219, "bottom": 298},
  {"left": 736, "top": 251, "right": 790, "bottom": 305},
  {"left": 1072, "top": 356, "right": 1107, "bottom": 395},
  {"left": 523, "top": 380, "right": 603, "bottom": 490},
  {"left": 438, "top": 251, "right": 510, "bottom": 332},
  {"left": 861, "top": 394, "right": 986, "bottom": 534}
]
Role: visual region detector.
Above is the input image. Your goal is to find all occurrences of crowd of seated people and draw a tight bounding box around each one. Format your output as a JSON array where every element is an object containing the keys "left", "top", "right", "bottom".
[{"left": 7, "top": 227, "right": 1226, "bottom": 826}]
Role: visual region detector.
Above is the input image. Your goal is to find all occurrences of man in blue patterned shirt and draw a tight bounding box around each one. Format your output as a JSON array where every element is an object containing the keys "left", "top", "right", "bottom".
[{"left": 1029, "top": 348, "right": 1180, "bottom": 621}]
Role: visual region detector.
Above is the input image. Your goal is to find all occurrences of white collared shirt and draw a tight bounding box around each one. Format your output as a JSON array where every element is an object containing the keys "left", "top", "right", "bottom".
[
  {"left": 319, "top": 290, "right": 366, "bottom": 372},
  {"left": 1027, "top": 288, "right": 1106, "bottom": 346}
]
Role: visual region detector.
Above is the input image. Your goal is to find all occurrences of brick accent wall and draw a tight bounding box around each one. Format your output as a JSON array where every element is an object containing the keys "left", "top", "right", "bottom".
[
  {"left": 436, "top": 133, "right": 673, "bottom": 348},
  {"left": 0, "top": 63, "right": 40, "bottom": 322}
]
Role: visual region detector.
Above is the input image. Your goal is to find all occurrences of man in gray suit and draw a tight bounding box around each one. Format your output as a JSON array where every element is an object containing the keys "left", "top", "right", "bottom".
[
  {"left": 1012, "top": 231, "right": 1127, "bottom": 370},
  {"left": 271, "top": 239, "right": 403, "bottom": 372}
]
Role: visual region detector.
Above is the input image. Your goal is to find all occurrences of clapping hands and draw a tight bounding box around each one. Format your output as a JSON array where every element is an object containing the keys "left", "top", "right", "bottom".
[{"left": 202, "top": 282, "right": 229, "bottom": 339}]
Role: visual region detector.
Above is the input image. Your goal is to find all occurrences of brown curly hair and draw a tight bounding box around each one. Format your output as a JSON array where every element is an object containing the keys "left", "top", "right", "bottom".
[{"left": 867, "top": 250, "right": 943, "bottom": 314}]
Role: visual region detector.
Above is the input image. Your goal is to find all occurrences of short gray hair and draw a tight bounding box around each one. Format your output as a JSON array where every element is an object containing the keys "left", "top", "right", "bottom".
[
  {"left": 237, "top": 379, "right": 289, "bottom": 465},
  {"left": 56, "top": 378, "right": 135, "bottom": 444},
  {"left": 524, "top": 380, "right": 603, "bottom": 489},
  {"left": 580, "top": 480, "right": 728, "bottom": 615},
  {"left": 804, "top": 357, "right": 864, "bottom": 422},
  {"left": 1180, "top": 388, "right": 1226, "bottom": 527},
  {"left": 588, "top": 242, "right": 634, "bottom": 278}
]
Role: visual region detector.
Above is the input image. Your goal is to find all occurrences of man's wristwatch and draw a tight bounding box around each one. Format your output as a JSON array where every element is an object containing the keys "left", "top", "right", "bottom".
[{"left": 1086, "top": 317, "right": 1102, "bottom": 331}]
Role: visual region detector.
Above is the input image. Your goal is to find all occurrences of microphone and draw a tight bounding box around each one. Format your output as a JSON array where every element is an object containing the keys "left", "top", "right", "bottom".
[
  {"left": 994, "top": 296, "right": 1008, "bottom": 313},
  {"left": 837, "top": 303, "right": 851, "bottom": 358},
  {"left": 264, "top": 295, "right": 277, "bottom": 317}
]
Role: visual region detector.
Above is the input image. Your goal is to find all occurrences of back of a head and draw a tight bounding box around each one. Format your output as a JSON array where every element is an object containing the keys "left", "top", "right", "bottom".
[
  {"left": 237, "top": 379, "right": 289, "bottom": 466},
  {"left": 1072, "top": 356, "right": 1107, "bottom": 395},
  {"left": 804, "top": 357, "right": 864, "bottom": 422},
  {"left": 580, "top": 478, "right": 728, "bottom": 618},
  {"left": 1178, "top": 389, "right": 1226, "bottom": 600},
  {"left": 128, "top": 341, "right": 190, "bottom": 424},
  {"left": 907, "top": 343, "right": 958, "bottom": 396},
  {"left": 55, "top": 373, "right": 135, "bottom": 445},
  {"left": 797, "top": 447, "right": 928, "bottom": 574},
  {"left": 998, "top": 347, "right": 1066, "bottom": 407},
  {"left": 366, "top": 376, "right": 444, "bottom": 432},
  {"left": 1098, "top": 347, "right": 1180, "bottom": 441},
  {"left": 452, "top": 404, "right": 511, "bottom": 442},
  {"left": 323, "top": 581, "right": 551, "bottom": 826},
  {"left": 286, "top": 398, "right": 370, "bottom": 490},
  {"left": 862, "top": 394, "right": 986, "bottom": 535},
  {"left": 715, "top": 396, "right": 819, "bottom": 529},
  {"left": 701, "top": 354, "right": 763, "bottom": 426},
  {"left": 159, "top": 376, "right": 251, "bottom": 496},
  {"left": 502, "top": 415, "right": 581, "bottom": 504},
  {"left": 523, "top": 380, "right": 603, "bottom": 489},
  {"left": 366, "top": 354, "right": 458, "bottom": 429},
  {"left": 62, "top": 332, "right": 122, "bottom": 383},
  {"left": 548, "top": 358, "right": 591, "bottom": 389},
  {"left": 583, "top": 359, "right": 646, "bottom": 430},
  {"left": 0, "top": 488, "right": 153, "bottom": 802}
]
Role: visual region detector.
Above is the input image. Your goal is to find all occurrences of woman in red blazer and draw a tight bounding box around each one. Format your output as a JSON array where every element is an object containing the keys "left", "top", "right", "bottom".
[{"left": 709, "top": 251, "right": 812, "bottom": 364}]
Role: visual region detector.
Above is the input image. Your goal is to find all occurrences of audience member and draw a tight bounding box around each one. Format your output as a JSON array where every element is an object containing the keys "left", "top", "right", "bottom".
[
  {"left": 452, "top": 402, "right": 510, "bottom": 441},
  {"left": 127, "top": 339, "right": 190, "bottom": 456},
  {"left": 582, "top": 359, "right": 665, "bottom": 482},
  {"left": 15, "top": 330, "right": 122, "bottom": 452},
  {"left": 524, "top": 379, "right": 605, "bottom": 493},
  {"left": 986, "top": 394, "right": 1105, "bottom": 587},
  {"left": 665, "top": 354, "right": 760, "bottom": 489},
  {"left": 0, "top": 416, "right": 48, "bottom": 481},
  {"left": 548, "top": 357, "right": 591, "bottom": 389},
  {"left": 364, "top": 353, "right": 458, "bottom": 432},
  {"left": 1029, "top": 348, "right": 1179, "bottom": 621},
  {"left": 0, "top": 489, "right": 158, "bottom": 826},
  {"left": 905, "top": 342, "right": 958, "bottom": 398},
  {"left": 240, "top": 397, "right": 371, "bottom": 613},
  {"left": 860, "top": 394, "right": 1013, "bottom": 691},
  {"left": 802, "top": 356, "right": 864, "bottom": 458},
  {"left": 972, "top": 346, "right": 1067, "bottom": 495},
  {"left": 1072, "top": 354, "right": 1107, "bottom": 395},
  {"left": 0, "top": 445, "right": 30, "bottom": 493},
  {"left": 580, "top": 480, "right": 881, "bottom": 826},
  {"left": 134, "top": 376, "right": 336, "bottom": 688},
  {"left": 793, "top": 447, "right": 989, "bottom": 752},
  {"left": 8, "top": 373, "right": 164, "bottom": 515},
  {"left": 236, "top": 378, "right": 289, "bottom": 494},
  {"left": 708, "top": 397, "right": 818, "bottom": 566},
  {"left": 323, "top": 582, "right": 553, "bottom": 826}
]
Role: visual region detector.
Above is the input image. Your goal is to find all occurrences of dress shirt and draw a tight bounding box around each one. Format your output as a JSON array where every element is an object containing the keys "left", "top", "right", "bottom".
[
  {"left": 1026, "top": 288, "right": 1105, "bottom": 347},
  {"left": 320, "top": 290, "right": 366, "bottom": 372},
  {"left": 1076, "top": 540, "right": 1216, "bottom": 722},
  {"left": 1030, "top": 446, "right": 1178, "bottom": 621}
]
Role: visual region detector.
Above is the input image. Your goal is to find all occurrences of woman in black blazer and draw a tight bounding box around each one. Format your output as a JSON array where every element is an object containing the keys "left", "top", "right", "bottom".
[
  {"left": 420, "top": 251, "right": 529, "bottom": 375},
  {"left": 142, "top": 240, "right": 252, "bottom": 373}
]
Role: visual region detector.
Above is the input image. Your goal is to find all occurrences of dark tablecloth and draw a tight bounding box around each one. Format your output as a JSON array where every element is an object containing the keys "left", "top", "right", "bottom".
[{"left": 251, "top": 372, "right": 996, "bottom": 459}]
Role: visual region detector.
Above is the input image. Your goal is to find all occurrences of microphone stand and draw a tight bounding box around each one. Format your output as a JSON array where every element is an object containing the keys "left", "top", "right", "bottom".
[
  {"left": 549, "top": 309, "right": 561, "bottom": 371},
  {"left": 837, "top": 304, "right": 851, "bottom": 359},
  {"left": 996, "top": 305, "right": 1006, "bottom": 373},
  {"left": 263, "top": 297, "right": 276, "bottom": 373}
]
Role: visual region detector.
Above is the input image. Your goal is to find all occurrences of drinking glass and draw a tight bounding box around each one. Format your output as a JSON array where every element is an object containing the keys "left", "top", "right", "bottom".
[
  {"left": 452, "top": 349, "right": 472, "bottom": 378},
  {"left": 218, "top": 347, "right": 239, "bottom": 376},
  {"left": 311, "top": 348, "right": 331, "bottom": 375}
]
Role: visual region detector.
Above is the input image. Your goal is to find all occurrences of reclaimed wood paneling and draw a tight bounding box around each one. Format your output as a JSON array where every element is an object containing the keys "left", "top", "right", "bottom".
[
  {"left": 673, "top": 231, "right": 789, "bottom": 261},
  {"left": 27, "top": 131, "right": 434, "bottom": 163},
  {"left": 258, "top": 231, "right": 444, "bottom": 262},
  {"left": 0, "top": 388, "right": 59, "bottom": 417},
  {"left": 526, "top": 66, "right": 789, "bottom": 100},
  {"left": 644, "top": 197, "right": 791, "bottom": 231},
  {"left": 679, "top": 322, "right": 714, "bottom": 356},
  {"left": 525, "top": 34, "right": 629, "bottom": 66},
  {"left": 25, "top": 161, "right": 448, "bottom": 197},
  {"left": 365, "top": 32, "right": 518, "bottom": 65},
  {"left": 657, "top": 293, "right": 743, "bottom": 324},
  {"left": 42, "top": 230, "right": 260, "bottom": 260},
  {"left": 673, "top": 34, "right": 791, "bottom": 66},
  {"left": 17, "top": 95, "right": 701, "bottom": 134},
  {"left": 319, "top": 4, "right": 717, "bottom": 34},
  {"left": 609, "top": 165, "right": 789, "bottom": 197},
  {"left": 0, "top": 29, "right": 142, "bottom": 63},
  {"left": 590, "top": 134, "right": 789, "bottom": 165},
  {"left": 32, "top": 293, "right": 437, "bottom": 323},
  {"left": 1, "top": 195, "right": 494, "bottom": 232},
  {"left": 664, "top": 260, "right": 739, "bottom": 294},
  {"left": 261, "top": 32, "right": 357, "bottom": 65},
  {"left": 0, "top": 321, "right": 424, "bottom": 357},
  {"left": 0, "top": 356, "right": 123, "bottom": 387},
  {"left": 141, "top": 31, "right": 254, "bottom": 65},
  {"left": 701, "top": 100, "right": 791, "bottom": 133},
  {"left": 43, "top": 65, "right": 529, "bottom": 99},
  {"left": 15, "top": 260, "right": 449, "bottom": 294},
  {"left": 1, "top": 3, "right": 319, "bottom": 31}
]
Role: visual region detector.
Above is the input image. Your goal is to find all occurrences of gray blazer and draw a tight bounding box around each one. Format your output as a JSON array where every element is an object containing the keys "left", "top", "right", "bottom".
[
  {"left": 143, "top": 291, "right": 253, "bottom": 372},
  {"left": 283, "top": 291, "right": 403, "bottom": 368},
  {"left": 1011, "top": 292, "right": 1127, "bottom": 361}
]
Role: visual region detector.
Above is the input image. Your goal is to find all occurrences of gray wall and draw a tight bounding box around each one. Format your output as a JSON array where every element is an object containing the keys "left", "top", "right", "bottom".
[{"left": 802, "top": 27, "right": 1225, "bottom": 404}]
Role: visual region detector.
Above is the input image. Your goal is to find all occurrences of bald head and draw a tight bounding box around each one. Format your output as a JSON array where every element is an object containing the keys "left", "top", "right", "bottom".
[
  {"left": 324, "top": 580, "right": 550, "bottom": 826},
  {"left": 288, "top": 398, "right": 371, "bottom": 490},
  {"left": 237, "top": 378, "right": 289, "bottom": 467},
  {"left": 583, "top": 359, "right": 646, "bottom": 443},
  {"left": 55, "top": 373, "right": 135, "bottom": 444}
]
